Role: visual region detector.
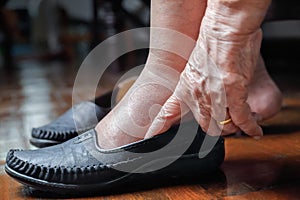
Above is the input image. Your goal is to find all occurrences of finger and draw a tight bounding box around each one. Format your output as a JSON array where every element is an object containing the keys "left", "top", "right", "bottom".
[
  {"left": 144, "top": 94, "right": 188, "bottom": 139},
  {"left": 217, "top": 109, "right": 240, "bottom": 135},
  {"left": 229, "top": 102, "right": 263, "bottom": 137},
  {"left": 186, "top": 101, "right": 222, "bottom": 136},
  {"left": 220, "top": 122, "right": 240, "bottom": 136},
  {"left": 207, "top": 118, "right": 223, "bottom": 137}
]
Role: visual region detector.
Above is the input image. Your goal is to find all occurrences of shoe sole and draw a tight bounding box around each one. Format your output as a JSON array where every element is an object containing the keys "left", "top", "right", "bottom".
[{"left": 5, "top": 144, "right": 224, "bottom": 194}]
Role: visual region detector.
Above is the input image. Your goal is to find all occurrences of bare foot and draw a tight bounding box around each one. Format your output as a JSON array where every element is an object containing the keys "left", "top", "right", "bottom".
[
  {"left": 95, "top": 55, "right": 181, "bottom": 149},
  {"left": 247, "top": 56, "right": 283, "bottom": 121},
  {"left": 94, "top": 0, "right": 206, "bottom": 149}
]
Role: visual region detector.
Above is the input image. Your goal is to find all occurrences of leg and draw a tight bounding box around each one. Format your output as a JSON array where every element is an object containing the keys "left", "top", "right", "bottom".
[{"left": 96, "top": 0, "right": 207, "bottom": 148}]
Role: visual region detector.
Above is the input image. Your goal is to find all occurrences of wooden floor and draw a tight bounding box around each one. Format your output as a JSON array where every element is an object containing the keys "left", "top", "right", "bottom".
[{"left": 0, "top": 60, "right": 300, "bottom": 200}]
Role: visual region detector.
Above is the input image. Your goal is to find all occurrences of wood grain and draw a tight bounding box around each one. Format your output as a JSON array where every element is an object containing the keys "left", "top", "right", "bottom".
[{"left": 0, "top": 61, "right": 299, "bottom": 199}]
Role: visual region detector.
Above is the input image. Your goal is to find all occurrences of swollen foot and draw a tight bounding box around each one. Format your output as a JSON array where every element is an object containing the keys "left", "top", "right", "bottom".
[
  {"left": 247, "top": 56, "right": 282, "bottom": 120},
  {"left": 95, "top": 62, "right": 181, "bottom": 149}
]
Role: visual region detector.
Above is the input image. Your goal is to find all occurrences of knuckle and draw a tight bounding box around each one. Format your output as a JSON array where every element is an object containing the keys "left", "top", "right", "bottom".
[{"left": 223, "top": 72, "right": 244, "bottom": 85}]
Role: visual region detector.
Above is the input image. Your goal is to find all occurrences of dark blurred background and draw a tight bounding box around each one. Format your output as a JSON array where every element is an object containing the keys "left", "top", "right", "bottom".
[
  {"left": 0, "top": 0, "right": 299, "bottom": 73},
  {"left": 0, "top": 0, "right": 150, "bottom": 72}
]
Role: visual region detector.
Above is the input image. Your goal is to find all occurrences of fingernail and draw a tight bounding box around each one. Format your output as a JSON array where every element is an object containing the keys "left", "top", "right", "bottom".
[{"left": 253, "top": 136, "right": 261, "bottom": 140}]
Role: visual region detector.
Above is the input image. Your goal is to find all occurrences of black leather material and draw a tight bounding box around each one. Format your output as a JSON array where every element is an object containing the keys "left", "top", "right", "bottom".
[
  {"left": 31, "top": 102, "right": 109, "bottom": 141},
  {"left": 30, "top": 92, "right": 112, "bottom": 147},
  {"left": 6, "top": 121, "right": 225, "bottom": 193}
]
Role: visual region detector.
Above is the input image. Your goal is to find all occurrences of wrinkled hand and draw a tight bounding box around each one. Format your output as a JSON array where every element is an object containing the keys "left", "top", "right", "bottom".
[{"left": 145, "top": 0, "right": 271, "bottom": 138}]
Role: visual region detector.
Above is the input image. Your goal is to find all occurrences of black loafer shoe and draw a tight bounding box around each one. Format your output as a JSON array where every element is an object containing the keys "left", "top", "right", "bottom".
[
  {"left": 6, "top": 121, "right": 225, "bottom": 195},
  {"left": 30, "top": 92, "right": 112, "bottom": 148}
]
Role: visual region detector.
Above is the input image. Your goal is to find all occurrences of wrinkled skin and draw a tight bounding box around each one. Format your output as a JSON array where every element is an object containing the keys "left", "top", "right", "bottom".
[
  {"left": 96, "top": 0, "right": 206, "bottom": 149},
  {"left": 146, "top": 0, "right": 274, "bottom": 138},
  {"left": 95, "top": 0, "right": 282, "bottom": 149}
]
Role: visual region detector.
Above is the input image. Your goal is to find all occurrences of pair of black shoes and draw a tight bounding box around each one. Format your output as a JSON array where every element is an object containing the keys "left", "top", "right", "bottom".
[{"left": 5, "top": 92, "right": 225, "bottom": 195}]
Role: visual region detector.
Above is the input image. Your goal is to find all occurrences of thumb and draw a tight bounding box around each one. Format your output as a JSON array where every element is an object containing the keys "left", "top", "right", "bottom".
[{"left": 144, "top": 93, "right": 188, "bottom": 139}]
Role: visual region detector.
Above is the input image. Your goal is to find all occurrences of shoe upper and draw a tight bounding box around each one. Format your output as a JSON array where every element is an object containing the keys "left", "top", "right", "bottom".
[
  {"left": 31, "top": 101, "right": 110, "bottom": 142},
  {"left": 7, "top": 121, "right": 225, "bottom": 185}
]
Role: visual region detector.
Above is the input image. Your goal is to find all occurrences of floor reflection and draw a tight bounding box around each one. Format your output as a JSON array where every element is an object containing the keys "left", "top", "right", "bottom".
[{"left": 19, "top": 170, "right": 227, "bottom": 199}]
